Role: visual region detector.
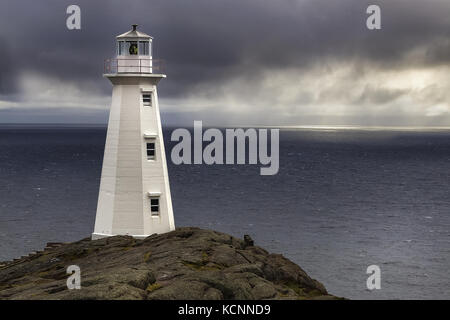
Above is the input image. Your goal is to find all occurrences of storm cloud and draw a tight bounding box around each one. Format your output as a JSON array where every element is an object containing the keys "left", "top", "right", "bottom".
[{"left": 0, "top": 0, "right": 449, "bottom": 125}]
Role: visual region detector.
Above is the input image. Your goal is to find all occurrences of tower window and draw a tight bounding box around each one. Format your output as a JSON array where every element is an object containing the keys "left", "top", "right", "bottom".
[
  {"left": 146, "top": 142, "right": 156, "bottom": 160},
  {"left": 150, "top": 197, "right": 160, "bottom": 216},
  {"left": 143, "top": 94, "right": 152, "bottom": 106}
]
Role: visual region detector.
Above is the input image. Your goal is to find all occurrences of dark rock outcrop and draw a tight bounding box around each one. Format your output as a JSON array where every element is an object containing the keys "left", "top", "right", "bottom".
[{"left": 0, "top": 227, "right": 338, "bottom": 300}]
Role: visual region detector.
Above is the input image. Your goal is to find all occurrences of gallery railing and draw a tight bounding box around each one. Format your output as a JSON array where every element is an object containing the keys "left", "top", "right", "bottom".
[{"left": 104, "top": 58, "right": 166, "bottom": 74}]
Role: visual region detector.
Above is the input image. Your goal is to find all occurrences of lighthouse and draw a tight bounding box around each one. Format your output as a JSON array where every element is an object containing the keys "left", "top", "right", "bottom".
[{"left": 92, "top": 25, "right": 175, "bottom": 240}]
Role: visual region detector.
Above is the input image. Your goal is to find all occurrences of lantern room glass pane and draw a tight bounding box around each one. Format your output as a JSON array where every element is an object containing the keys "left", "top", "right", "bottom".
[
  {"left": 139, "top": 41, "right": 149, "bottom": 55},
  {"left": 127, "top": 41, "right": 138, "bottom": 55},
  {"left": 117, "top": 41, "right": 125, "bottom": 55}
]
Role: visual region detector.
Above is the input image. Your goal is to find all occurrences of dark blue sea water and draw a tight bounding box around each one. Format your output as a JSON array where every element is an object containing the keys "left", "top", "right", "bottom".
[{"left": 0, "top": 125, "right": 449, "bottom": 299}]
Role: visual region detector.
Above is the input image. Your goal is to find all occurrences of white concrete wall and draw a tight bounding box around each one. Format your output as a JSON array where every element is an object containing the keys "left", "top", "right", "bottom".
[
  {"left": 140, "top": 85, "right": 175, "bottom": 234},
  {"left": 93, "top": 74, "right": 175, "bottom": 239}
]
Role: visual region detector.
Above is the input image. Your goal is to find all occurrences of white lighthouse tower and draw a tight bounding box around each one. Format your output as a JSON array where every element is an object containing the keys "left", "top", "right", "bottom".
[{"left": 92, "top": 25, "right": 175, "bottom": 240}]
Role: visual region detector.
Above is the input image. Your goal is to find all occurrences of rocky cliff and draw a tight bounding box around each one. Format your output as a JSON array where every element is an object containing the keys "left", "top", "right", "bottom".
[{"left": 0, "top": 227, "right": 337, "bottom": 300}]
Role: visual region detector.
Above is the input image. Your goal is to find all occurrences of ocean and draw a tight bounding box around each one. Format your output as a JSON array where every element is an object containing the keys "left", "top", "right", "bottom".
[{"left": 0, "top": 125, "right": 449, "bottom": 299}]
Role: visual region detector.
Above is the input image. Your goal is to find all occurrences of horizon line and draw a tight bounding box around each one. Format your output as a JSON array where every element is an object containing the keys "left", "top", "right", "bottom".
[{"left": 1, "top": 123, "right": 450, "bottom": 131}]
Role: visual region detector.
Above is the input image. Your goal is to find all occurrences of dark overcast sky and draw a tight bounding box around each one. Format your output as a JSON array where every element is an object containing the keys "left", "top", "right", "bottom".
[{"left": 0, "top": 0, "right": 449, "bottom": 126}]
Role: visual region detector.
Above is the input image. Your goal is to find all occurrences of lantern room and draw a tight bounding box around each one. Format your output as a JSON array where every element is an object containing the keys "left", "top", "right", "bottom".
[
  {"left": 104, "top": 24, "right": 163, "bottom": 74},
  {"left": 116, "top": 24, "right": 153, "bottom": 57}
]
